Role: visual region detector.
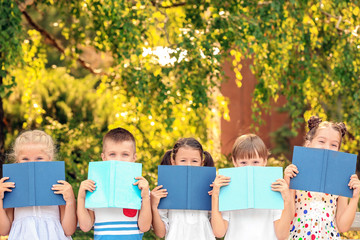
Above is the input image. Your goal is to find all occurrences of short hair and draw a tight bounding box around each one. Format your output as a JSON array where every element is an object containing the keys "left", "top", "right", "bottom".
[
  {"left": 102, "top": 127, "right": 136, "bottom": 152},
  {"left": 305, "top": 116, "right": 347, "bottom": 147},
  {"left": 9, "top": 130, "right": 56, "bottom": 162},
  {"left": 232, "top": 134, "right": 269, "bottom": 161}
]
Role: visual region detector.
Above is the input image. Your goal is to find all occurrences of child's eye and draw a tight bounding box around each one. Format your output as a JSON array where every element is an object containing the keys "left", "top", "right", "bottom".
[
  {"left": 254, "top": 161, "right": 259, "bottom": 164},
  {"left": 331, "top": 144, "right": 338, "bottom": 148},
  {"left": 36, "top": 157, "right": 44, "bottom": 160},
  {"left": 180, "top": 159, "right": 186, "bottom": 162},
  {"left": 122, "top": 153, "right": 129, "bottom": 157},
  {"left": 109, "top": 153, "right": 116, "bottom": 156},
  {"left": 22, "top": 157, "right": 29, "bottom": 161},
  {"left": 319, "top": 140, "right": 325, "bottom": 144}
]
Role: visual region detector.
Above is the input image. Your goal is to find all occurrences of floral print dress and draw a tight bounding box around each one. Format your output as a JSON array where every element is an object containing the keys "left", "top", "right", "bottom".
[{"left": 289, "top": 190, "right": 340, "bottom": 240}]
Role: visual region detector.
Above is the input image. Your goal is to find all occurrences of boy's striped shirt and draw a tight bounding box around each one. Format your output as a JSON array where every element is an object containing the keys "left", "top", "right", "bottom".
[{"left": 93, "top": 208, "right": 143, "bottom": 240}]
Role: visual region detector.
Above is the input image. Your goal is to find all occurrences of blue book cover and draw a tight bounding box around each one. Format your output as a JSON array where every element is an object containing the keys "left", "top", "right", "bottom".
[
  {"left": 2, "top": 161, "right": 66, "bottom": 208},
  {"left": 219, "top": 166, "right": 284, "bottom": 211},
  {"left": 85, "top": 161, "right": 142, "bottom": 209},
  {"left": 158, "top": 165, "right": 216, "bottom": 211},
  {"left": 290, "top": 146, "right": 357, "bottom": 198}
]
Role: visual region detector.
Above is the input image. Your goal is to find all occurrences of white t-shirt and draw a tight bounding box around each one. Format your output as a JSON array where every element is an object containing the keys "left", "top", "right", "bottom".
[
  {"left": 159, "top": 209, "right": 215, "bottom": 240},
  {"left": 222, "top": 209, "right": 282, "bottom": 240}
]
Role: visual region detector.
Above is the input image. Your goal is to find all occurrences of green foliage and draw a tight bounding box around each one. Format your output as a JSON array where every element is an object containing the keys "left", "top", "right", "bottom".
[{"left": 0, "top": 0, "right": 22, "bottom": 96}]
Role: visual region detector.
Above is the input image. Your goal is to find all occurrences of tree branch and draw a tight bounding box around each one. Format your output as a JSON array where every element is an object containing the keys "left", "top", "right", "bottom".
[{"left": 21, "top": 10, "right": 106, "bottom": 75}]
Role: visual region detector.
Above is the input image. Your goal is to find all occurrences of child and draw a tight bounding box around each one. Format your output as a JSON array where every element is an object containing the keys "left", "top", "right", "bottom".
[
  {"left": 211, "top": 134, "right": 294, "bottom": 240},
  {"left": 0, "top": 130, "right": 77, "bottom": 239},
  {"left": 77, "top": 127, "right": 151, "bottom": 239},
  {"left": 285, "top": 116, "right": 360, "bottom": 239},
  {"left": 151, "top": 137, "right": 216, "bottom": 240}
]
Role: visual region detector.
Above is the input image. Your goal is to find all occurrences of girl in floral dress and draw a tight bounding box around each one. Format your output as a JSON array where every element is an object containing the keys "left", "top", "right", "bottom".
[{"left": 285, "top": 116, "right": 360, "bottom": 239}]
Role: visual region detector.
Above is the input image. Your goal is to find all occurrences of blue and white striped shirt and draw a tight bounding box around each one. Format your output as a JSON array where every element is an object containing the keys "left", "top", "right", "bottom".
[{"left": 93, "top": 208, "right": 143, "bottom": 240}]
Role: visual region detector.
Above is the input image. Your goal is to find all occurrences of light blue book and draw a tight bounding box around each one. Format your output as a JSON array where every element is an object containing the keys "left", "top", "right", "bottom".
[
  {"left": 85, "top": 161, "right": 142, "bottom": 209},
  {"left": 219, "top": 166, "right": 284, "bottom": 211}
]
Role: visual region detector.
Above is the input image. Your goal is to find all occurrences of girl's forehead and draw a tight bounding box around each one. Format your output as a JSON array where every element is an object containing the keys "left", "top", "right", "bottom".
[
  {"left": 315, "top": 127, "right": 341, "bottom": 140},
  {"left": 18, "top": 143, "right": 47, "bottom": 151}
]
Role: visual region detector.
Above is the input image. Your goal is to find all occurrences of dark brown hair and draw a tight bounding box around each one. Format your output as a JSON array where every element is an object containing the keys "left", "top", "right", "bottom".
[
  {"left": 232, "top": 134, "right": 269, "bottom": 161},
  {"left": 160, "top": 138, "right": 214, "bottom": 167},
  {"left": 103, "top": 128, "right": 136, "bottom": 152},
  {"left": 305, "top": 116, "right": 347, "bottom": 147}
]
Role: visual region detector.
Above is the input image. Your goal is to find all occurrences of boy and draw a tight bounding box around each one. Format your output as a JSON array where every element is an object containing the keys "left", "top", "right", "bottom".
[
  {"left": 77, "top": 128, "right": 151, "bottom": 239},
  {"left": 211, "top": 134, "right": 294, "bottom": 240}
]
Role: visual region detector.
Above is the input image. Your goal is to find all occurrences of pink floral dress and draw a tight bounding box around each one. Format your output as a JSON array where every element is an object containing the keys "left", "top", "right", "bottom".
[{"left": 289, "top": 190, "right": 340, "bottom": 240}]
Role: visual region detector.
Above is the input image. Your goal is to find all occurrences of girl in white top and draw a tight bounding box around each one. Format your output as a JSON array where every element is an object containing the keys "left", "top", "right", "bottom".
[
  {"left": 151, "top": 138, "right": 216, "bottom": 240},
  {"left": 211, "top": 134, "right": 294, "bottom": 240},
  {"left": 0, "top": 130, "right": 77, "bottom": 240}
]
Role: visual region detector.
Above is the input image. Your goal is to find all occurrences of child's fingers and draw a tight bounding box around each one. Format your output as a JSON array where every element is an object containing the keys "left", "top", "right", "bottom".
[
  {"left": 53, "top": 190, "right": 63, "bottom": 195},
  {"left": 0, "top": 177, "right": 10, "bottom": 183},
  {"left": 57, "top": 180, "right": 68, "bottom": 185},
  {"left": 2, "top": 182, "right": 15, "bottom": 188}
]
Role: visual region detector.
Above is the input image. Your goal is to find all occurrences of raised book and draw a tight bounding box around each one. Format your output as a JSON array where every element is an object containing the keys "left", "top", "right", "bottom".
[
  {"left": 2, "top": 161, "right": 66, "bottom": 208},
  {"left": 158, "top": 165, "right": 216, "bottom": 211},
  {"left": 219, "top": 166, "right": 284, "bottom": 211},
  {"left": 290, "top": 146, "right": 357, "bottom": 198},
  {"left": 85, "top": 161, "right": 142, "bottom": 209}
]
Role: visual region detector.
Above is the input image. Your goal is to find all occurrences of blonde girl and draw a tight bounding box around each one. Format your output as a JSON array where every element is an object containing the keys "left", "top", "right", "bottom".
[{"left": 0, "top": 130, "right": 77, "bottom": 239}]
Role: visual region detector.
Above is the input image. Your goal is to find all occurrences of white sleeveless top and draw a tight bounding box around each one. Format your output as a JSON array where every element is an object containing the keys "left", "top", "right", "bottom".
[{"left": 9, "top": 206, "right": 71, "bottom": 240}]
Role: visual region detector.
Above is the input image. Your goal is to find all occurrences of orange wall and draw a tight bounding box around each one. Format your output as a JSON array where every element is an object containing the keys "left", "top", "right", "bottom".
[{"left": 220, "top": 58, "right": 304, "bottom": 157}]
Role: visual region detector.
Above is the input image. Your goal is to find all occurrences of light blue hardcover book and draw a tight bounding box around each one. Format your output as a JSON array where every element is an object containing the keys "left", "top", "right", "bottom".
[
  {"left": 219, "top": 166, "right": 284, "bottom": 211},
  {"left": 85, "top": 161, "right": 142, "bottom": 209}
]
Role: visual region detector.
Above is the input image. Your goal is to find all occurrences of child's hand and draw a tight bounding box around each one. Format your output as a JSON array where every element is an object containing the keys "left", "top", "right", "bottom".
[
  {"left": 284, "top": 164, "right": 298, "bottom": 185},
  {"left": 78, "top": 179, "right": 96, "bottom": 199},
  {"left": 134, "top": 176, "right": 149, "bottom": 198},
  {"left": 348, "top": 174, "right": 360, "bottom": 198},
  {"left": 271, "top": 178, "right": 291, "bottom": 202},
  {"left": 0, "top": 177, "right": 15, "bottom": 200},
  {"left": 52, "top": 180, "right": 75, "bottom": 203},
  {"left": 209, "top": 175, "right": 231, "bottom": 196},
  {"left": 150, "top": 185, "right": 168, "bottom": 208}
]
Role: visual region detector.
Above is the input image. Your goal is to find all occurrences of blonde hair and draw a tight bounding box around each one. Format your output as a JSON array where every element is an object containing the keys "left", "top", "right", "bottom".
[
  {"left": 232, "top": 134, "right": 269, "bottom": 161},
  {"left": 9, "top": 130, "right": 56, "bottom": 162}
]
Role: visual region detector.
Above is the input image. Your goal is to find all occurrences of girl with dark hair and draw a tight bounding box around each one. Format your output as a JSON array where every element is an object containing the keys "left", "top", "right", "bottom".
[{"left": 150, "top": 138, "right": 215, "bottom": 240}]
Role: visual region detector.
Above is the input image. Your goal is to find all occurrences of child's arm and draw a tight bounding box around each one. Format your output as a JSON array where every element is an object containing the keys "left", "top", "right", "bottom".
[
  {"left": 77, "top": 179, "right": 95, "bottom": 232},
  {"left": 134, "top": 176, "right": 151, "bottom": 233},
  {"left": 210, "top": 175, "right": 230, "bottom": 238},
  {"left": 335, "top": 174, "right": 360, "bottom": 232},
  {"left": 272, "top": 178, "right": 295, "bottom": 240},
  {"left": 0, "top": 177, "right": 15, "bottom": 236},
  {"left": 150, "top": 185, "right": 168, "bottom": 238},
  {"left": 52, "top": 180, "right": 77, "bottom": 236}
]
